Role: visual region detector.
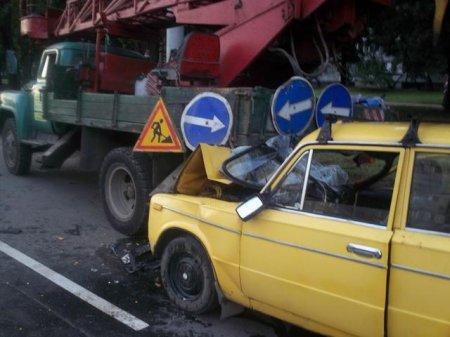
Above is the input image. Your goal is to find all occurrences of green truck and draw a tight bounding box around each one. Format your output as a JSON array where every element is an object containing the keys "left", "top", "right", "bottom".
[{"left": 0, "top": 42, "right": 274, "bottom": 236}]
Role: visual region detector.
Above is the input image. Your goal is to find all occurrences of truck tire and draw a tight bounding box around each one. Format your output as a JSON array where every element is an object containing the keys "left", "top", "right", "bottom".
[
  {"left": 1, "top": 118, "right": 32, "bottom": 175},
  {"left": 161, "top": 235, "right": 218, "bottom": 314},
  {"left": 100, "top": 147, "right": 152, "bottom": 236}
]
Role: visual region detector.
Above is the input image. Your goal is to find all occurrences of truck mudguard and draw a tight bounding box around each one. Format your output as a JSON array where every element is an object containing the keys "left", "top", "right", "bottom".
[{"left": 0, "top": 90, "right": 34, "bottom": 140}]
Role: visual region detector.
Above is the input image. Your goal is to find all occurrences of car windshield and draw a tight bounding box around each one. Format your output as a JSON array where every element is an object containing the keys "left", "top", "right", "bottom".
[{"left": 222, "top": 136, "right": 292, "bottom": 190}]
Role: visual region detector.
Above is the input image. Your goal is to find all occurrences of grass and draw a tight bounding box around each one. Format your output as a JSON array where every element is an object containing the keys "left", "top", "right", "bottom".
[
  {"left": 348, "top": 88, "right": 444, "bottom": 105},
  {"left": 314, "top": 85, "right": 448, "bottom": 121},
  {"left": 316, "top": 86, "right": 444, "bottom": 106}
]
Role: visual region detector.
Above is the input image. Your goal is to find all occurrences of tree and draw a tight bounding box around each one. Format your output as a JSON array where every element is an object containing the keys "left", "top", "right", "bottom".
[
  {"left": 357, "top": 0, "right": 447, "bottom": 89},
  {"left": 437, "top": 1, "right": 450, "bottom": 110},
  {"left": 0, "top": 1, "right": 18, "bottom": 70},
  {"left": 0, "top": 0, "right": 65, "bottom": 85},
  {"left": 0, "top": 0, "right": 21, "bottom": 88}
]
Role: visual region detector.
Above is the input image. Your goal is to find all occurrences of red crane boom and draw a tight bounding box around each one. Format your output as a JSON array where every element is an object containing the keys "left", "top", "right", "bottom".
[{"left": 21, "top": 0, "right": 392, "bottom": 87}]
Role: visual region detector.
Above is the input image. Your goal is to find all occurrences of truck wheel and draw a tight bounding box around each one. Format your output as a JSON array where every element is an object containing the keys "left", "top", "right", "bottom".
[
  {"left": 2, "top": 118, "right": 32, "bottom": 175},
  {"left": 161, "top": 235, "right": 218, "bottom": 314},
  {"left": 100, "top": 147, "right": 152, "bottom": 236}
]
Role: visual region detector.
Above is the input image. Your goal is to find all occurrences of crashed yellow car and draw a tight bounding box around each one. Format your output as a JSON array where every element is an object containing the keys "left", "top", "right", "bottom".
[{"left": 148, "top": 121, "right": 450, "bottom": 337}]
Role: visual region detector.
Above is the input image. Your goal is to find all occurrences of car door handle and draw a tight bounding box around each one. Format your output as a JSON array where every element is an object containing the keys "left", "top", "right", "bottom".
[{"left": 347, "top": 243, "right": 382, "bottom": 259}]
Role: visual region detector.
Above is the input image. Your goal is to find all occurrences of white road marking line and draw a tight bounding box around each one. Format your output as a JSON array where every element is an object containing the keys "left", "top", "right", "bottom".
[{"left": 0, "top": 240, "right": 149, "bottom": 331}]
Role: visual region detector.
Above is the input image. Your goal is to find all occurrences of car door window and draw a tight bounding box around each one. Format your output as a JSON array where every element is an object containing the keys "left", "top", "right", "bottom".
[
  {"left": 271, "top": 151, "right": 309, "bottom": 208},
  {"left": 407, "top": 152, "right": 450, "bottom": 234},
  {"left": 272, "top": 148, "right": 399, "bottom": 226}
]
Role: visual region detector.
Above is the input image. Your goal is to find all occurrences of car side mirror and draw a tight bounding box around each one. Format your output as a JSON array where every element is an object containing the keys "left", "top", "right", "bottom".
[{"left": 236, "top": 194, "right": 265, "bottom": 221}]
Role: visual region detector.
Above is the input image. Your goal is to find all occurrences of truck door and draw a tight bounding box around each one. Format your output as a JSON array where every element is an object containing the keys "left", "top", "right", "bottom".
[
  {"left": 389, "top": 148, "right": 450, "bottom": 337},
  {"left": 31, "top": 49, "right": 57, "bottom": 133},
  {"left": 240, "top": 145, "right": 404, "bottom": 337}
]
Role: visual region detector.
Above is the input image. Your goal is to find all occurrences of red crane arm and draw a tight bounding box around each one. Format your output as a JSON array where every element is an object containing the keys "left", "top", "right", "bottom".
[{"left": 21, "top": 0, "right": 392, "bottom": 87}]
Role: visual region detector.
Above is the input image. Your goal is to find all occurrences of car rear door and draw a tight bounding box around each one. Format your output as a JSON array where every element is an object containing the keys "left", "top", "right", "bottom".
[
  {"left": 388, "top": 148, "right": 450, "bottom": 337},
  {"left": 240, "top": 145, "right": 405, "bottom": 337}
]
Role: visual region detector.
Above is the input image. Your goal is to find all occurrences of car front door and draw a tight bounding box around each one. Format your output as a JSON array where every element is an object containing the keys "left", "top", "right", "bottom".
[
  {"left": 240, "top": 145, "right": 404, "bottom": 337},
  {"left": 388, "top": 148, "right": 450, "bottom": 337}
]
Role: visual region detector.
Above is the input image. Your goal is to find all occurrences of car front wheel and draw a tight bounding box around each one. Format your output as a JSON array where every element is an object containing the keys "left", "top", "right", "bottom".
[{"left": 161, "top": 235, "right": 218, "bottom": 314}]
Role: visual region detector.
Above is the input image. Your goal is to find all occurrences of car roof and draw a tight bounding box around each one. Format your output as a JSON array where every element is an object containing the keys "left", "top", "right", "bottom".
[{"left": 302, "top": 122, "right": 450, "bottom": 147}]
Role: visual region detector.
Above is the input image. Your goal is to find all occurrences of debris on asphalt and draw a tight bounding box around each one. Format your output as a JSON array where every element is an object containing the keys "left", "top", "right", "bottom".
[
  {"left": 0, "top": 227, "right": 22, "bottom": 234},
  {"left": 65, "top": 224, "right": 81, "bottom": 236},
  {"left": 110, "top": 238, "right": 158, "bottom": 274},
  {"left": 107, "top": 280, "right": 120, "bottom": 285}
]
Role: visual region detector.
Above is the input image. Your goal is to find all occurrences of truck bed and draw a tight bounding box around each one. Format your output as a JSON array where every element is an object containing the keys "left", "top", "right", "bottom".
[{"left": 45, "top": 86, "right": 275, "bottom": 146}]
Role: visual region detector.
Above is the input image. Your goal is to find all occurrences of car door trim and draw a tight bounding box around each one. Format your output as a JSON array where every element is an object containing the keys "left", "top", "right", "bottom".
[
  {"left": 406, "top": 227, "right": 450, "bottom": 238},
  {"left": 163, "top": 205, "right": 387, "bottom": 269},
  {"left": 391, "top": 264, "right": 450, "bottom": 281},
  {"left": 243, "top": 231, "right": 387, "bottom": 269},
  {"left": 162, "top": 205, "right": 241, "bottom": 235},
  {"left": 273, "top": 206, "right": 387, "bottom": 229},
  {"left": 299, "top": 150, "right": 313, "bottom": 210}
]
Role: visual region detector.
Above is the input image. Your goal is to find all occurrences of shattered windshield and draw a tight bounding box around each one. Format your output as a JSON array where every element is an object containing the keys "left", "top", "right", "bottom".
[{"left": 222, "top": 136, "right": 292, "bottom": 189}]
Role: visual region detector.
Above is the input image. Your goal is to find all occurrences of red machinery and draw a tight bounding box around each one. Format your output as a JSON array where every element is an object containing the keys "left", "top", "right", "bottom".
[{"left": 20, "top": 0, "right": 392, "bottom": 89}]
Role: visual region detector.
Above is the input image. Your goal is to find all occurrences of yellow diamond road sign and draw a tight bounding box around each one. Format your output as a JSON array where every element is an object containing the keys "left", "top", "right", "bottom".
[{"left": 134, "top": 98, "right": 183, "bottom": 152}]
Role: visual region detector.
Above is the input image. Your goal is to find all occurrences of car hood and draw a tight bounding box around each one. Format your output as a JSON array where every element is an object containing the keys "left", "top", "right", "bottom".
[{"left": 176, "top": 144, "right": 233, "bottom": 195}]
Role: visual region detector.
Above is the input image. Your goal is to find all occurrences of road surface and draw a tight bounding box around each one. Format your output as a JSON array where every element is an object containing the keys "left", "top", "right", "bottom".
[{"left": 0, "top": 142, "right": 320, "bottom": 337}]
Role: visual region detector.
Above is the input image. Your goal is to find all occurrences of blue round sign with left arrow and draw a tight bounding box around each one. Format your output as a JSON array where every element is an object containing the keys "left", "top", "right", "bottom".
[
  {"left": 181, "top": 92, "right": 233, "bottom": 151},
  {"left": 271, "top": 76, "right": 315, "bottom": 136},
  {"left": 316, "top": 83, "right": 352, "bottom": 127}
]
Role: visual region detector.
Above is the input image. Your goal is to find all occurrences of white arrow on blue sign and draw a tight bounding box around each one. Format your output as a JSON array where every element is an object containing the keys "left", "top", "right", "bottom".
[
  {"left": 271, "top": 76, "right": 315, "bottom": 136},
  {"left": 181, "top": 92, "right": 233, "bottom": 151},
  {"left": 316, "top": 83, "right": 352, "bottom": 127}
]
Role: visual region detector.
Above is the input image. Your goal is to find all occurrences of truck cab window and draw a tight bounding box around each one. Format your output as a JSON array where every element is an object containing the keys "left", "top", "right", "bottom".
[
  {"left": 407, "top": 153, "right": 450, "bottom": 234},
  {"left": 39, "top": 52, "right": 57, "bottom": 79}
]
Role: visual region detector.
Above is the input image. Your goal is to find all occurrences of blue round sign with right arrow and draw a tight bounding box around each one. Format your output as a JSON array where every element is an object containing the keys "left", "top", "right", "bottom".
[
  {"left": 181, "top": 92, "right": 233, "bottom": 151},
  {"left": 271, "top": 76, "right": 315, "bottom": 136},
  {"left": 316, "top": 83, "right": 352, "bottom": 127}
]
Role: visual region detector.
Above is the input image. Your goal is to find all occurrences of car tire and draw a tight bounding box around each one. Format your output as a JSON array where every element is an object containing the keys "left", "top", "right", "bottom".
[
  {"left": 99, "top": 147, "right": 152, "bottom": 236},
  {"left": 1, "top": 118, "right": 32, "bottom": 175},
  {"left": 161, "top": 235, "right": 218, "bottom": 314}
]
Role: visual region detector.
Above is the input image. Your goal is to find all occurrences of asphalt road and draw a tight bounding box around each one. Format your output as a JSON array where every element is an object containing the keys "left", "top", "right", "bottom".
[{"left": 0, "top": 142, "right": 321, "bottom": 337}]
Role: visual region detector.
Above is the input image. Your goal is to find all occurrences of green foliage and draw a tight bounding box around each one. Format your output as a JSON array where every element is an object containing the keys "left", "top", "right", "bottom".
[
  {"left": 352, "top": 45, "right": 397, "bottom": 89},
  {"left": 0, "top": 0, "right": 48, "bottom": 81},
  {"left": 0, "top": 0, "right": 21, "bottom": 73},
  {"left": 357, "top": 0, "right": 447, "bottom": 88}
]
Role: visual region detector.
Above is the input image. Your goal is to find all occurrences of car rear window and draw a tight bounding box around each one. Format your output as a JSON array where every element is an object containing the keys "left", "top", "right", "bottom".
[{"left": 407, "top": 152, "right": 450, "bottom": 235}]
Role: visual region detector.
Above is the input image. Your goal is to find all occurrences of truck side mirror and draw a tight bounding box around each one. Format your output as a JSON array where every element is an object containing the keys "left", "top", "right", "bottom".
[{"left": 236, "top": 194, "right": 265, "bottom": 221}]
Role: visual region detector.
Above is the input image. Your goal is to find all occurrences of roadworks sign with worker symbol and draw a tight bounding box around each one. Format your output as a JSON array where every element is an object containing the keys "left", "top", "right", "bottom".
[{"left": 134, "top": 98, "right": 184, "bottom": 152}]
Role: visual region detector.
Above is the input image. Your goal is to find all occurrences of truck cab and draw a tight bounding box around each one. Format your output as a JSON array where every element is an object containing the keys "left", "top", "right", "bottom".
[{"left": 0, "top": 41, "right": 153, "bottom": 174}]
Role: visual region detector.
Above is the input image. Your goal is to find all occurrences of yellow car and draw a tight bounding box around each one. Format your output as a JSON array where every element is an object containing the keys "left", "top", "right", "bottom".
[{"left": 148, "top": 121, "right": 450, "bottom": 337}]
